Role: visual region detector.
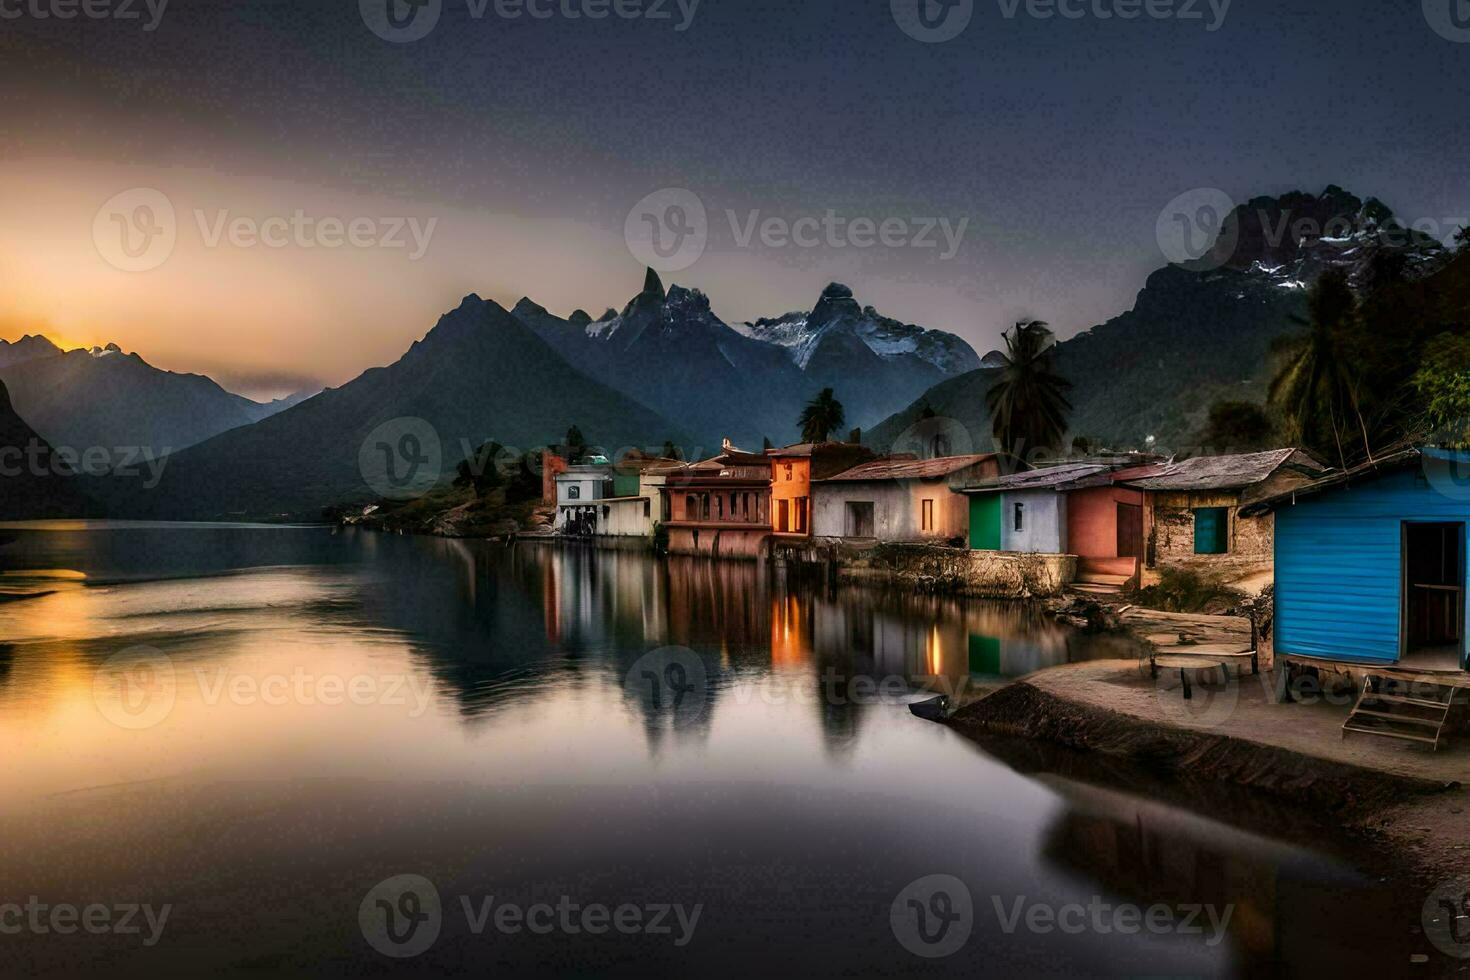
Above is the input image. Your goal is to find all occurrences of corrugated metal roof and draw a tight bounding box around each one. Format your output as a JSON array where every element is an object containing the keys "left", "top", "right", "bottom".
[
  {"left": 1121, "top": 449, "right": 1319, "bottom": 491},
  {"left": 960, "top": 462, "right": 1112, "bottom": 494},
  {"left": 1240, "top": 448, "right": 1420, "bottom": 515},
  {"left": 824, "top": 454, "right": 996, "bottom": 482}
]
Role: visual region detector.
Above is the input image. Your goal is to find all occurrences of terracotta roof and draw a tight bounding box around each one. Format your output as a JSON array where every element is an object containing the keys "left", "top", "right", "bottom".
[
  {"left": 824, "top": 454, "right": 997, "bottom": 482},
  {"left": 1121, "top": 449, "right": 1324, "bottom": 491}
]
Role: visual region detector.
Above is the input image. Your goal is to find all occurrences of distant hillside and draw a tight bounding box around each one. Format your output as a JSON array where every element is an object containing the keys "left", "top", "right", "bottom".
[
  {"left": 869, "top": 187, "right": 1453, "bottom": 454},
  {"left": 0, "top": 338, "right": 300, "bottom": 453},
  {"left": 109, "top": 295, "right": 688, "bottom": 520},
  {"left": 0, "top": 377, "right": 96, "bottom": 519}
]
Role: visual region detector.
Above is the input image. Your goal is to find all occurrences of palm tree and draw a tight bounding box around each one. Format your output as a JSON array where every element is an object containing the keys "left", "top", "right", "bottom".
[
  {"left": 1268, "top": 270, "right": 1372, "bottom": 468},
  {"left": 985, "top": 320, "right": 1073, "bottom": 460},
  {"left": 799, "top": 388, "right": 846, "bottom": 443}
]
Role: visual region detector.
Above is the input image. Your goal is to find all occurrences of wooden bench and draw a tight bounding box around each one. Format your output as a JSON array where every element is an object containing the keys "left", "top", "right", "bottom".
[
  {"left": 1151, "top": 655, "right": 1227, "bottom": 700},
  {"left": 1149, "top": 643, "right": 1258, "bottom": 678}
]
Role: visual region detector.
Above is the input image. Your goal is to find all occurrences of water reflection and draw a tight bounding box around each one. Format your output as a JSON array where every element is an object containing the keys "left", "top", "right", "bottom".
[{"left": 0, "top": 523, "right": 1438, "bottom": 978}]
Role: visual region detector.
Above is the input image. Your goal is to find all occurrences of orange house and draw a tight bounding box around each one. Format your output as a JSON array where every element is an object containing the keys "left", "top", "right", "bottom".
[
  {"left": 767, "top": 442, "right": 875, "bottom": 538},
  {"left": 1063, "top": 463, "right": 1165, "bottom": 588}
]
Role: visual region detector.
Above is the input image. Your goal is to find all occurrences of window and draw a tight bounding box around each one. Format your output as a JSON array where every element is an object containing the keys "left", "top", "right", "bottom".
[
  {"left": 568, "top": 485, "right": 581, "bottom": 500},
  {"left": 921, "top": 498, "right": 935, "bottom": 532},
  {"left": 846, "top": 501, "right": 875, "bottom": 538},
  {"left": 1014, "top": 502, "right": 1025, "bottom": 532},
  {"left": 784, "top": 463, "right": 794, "bottom": 481},
  {"left": 1193, "top": 507, "right": 1229, "bottom": 555},
  {"left": 643, "top": 499, "right": 651, "bottom": 519}
]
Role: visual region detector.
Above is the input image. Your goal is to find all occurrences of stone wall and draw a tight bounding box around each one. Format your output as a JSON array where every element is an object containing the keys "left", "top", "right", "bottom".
[
  {"left": 788, "top": 541, "right": 1075, "bottom": 598},
  {"left": 1147, "top": 490, "right": 1275, "bottom": 581}
]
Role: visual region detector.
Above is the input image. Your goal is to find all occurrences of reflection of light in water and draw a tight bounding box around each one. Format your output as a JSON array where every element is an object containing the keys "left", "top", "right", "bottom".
[
  {"left": 926, "top": 624, "right": 941, "bottom": 677},
  {"left": 770, "top": 595, "right": 811, "bottom": 668}
]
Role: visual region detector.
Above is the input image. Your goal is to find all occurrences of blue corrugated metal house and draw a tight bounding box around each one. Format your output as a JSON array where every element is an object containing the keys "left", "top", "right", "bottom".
[{"left": 1242, "top": 448, "right": 1470, "bottom": 673}]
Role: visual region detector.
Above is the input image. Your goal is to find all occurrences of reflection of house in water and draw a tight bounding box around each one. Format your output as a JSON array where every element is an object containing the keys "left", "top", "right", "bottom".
[
  {"left": 1040, "top": 791, "right": 1279, "bottom": 965},
  {"left": 1032, "top": 776, "right": 1420, "bottom": 975}
]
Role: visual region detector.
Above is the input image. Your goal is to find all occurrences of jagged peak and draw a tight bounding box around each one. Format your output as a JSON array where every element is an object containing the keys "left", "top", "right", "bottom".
[
  {"left": 511, "top": 297, "right": 547, "bottom": 318},
  {"left": 642, "top": 267, "right": 665, "bottom": 299}
]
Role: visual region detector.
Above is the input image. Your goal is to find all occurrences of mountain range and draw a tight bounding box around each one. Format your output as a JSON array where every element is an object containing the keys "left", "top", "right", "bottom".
[
  {"left": 512, "top": 271, "right": 978, "bottom": 447},
  {"left": 868, "top": 186, "right": 1455, "bottom": 454},
  {"left": 0, "top": 335, "right": 313, "bottom": 454},
  {"left": 3, "top": 184, "right": 1462, "bottom": 521}
]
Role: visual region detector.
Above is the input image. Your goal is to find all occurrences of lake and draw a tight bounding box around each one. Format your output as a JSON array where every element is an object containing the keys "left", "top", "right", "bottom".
[{"left": 0, "top": 522, "right": 1435, "bottom": 977}]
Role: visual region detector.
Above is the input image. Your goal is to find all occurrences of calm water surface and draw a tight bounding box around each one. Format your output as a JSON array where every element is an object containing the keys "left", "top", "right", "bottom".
[{"left": 0, "top": 523, "right": 1436, "bottom": 977}]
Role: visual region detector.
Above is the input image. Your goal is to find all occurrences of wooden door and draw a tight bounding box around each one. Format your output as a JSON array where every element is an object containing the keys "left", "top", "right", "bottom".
[{"left": 1116, "top": 503, "right": 1144, "bottom": 559}]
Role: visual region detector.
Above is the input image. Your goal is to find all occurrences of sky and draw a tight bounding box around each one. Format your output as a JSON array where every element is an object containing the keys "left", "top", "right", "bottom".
[{"left": 1, "top": 0, "right": 1468, "bottom": 399}]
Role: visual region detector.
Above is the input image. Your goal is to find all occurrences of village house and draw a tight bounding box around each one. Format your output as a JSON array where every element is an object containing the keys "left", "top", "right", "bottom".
[
  {"left": 962, "top": 462, "right": 1119, "bottom": 554},
  {"left": 1121, "top": 449, "right": 1327, "bottom": 589},
  {"left": 553, "top": 450, "right": 674, "bottom": 542},
  {"left": 767, "top": 442, "right": 875, "bottom": 539},
  {"left": 660, "top": 444, "right": 774, "bottom": 558},
  {"left": 812, "top": 454, "right": 1007, "bottom": 544},
  {"left": 553, "top": 459, "right": 616, "bottom": 535},
  {"left": 963, "top": 450, "right": 1324, "bottom": 592},
  {"left": 1240, "top": 448, "right": 1470, "bottom": 748}
]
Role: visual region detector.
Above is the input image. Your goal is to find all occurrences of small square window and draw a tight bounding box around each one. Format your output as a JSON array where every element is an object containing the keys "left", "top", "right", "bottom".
[
  {"left": 1194, "top": 507, "right": 1229, "bottom": 554},
  {"left": 568, "top": 485, "right": 581, "bottom": 500}
]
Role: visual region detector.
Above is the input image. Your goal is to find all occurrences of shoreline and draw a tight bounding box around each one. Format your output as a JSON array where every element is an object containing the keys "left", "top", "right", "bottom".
[{"left": 943, "top": 661, "right": 1468, "bottom": 884}]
